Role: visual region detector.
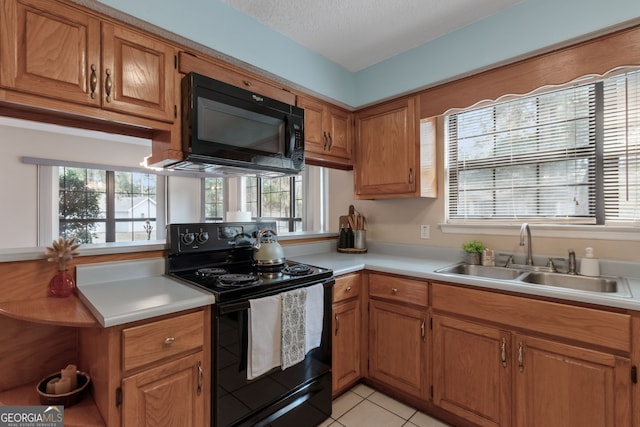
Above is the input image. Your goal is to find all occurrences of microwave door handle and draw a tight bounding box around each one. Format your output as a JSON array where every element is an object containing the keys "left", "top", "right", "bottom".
[{"left": 286, "top": 117, "right": 296, "bottom": 155}]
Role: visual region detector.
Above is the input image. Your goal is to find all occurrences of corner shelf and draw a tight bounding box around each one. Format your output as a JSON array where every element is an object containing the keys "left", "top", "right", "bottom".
[{"left": 0, "top": 294, "right": 99, "bottom": 327}]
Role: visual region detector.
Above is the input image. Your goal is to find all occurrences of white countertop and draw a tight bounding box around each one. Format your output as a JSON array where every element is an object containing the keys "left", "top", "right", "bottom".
[
  {"left": 287, "top": 241, "right": 640, "bottom": 312},
  {"left": 73, "top": 241, "right": 640, "bottom": 329},
  {"left": 76, "top": 258, "right": 215, "bottom": 327}
]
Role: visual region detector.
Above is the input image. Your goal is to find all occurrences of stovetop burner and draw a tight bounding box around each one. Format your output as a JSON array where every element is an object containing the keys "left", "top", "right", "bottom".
[
  {"left": 282, "top": 264, "right": 313, "bottom": 276},
  {"left": 217, "top": 273, "right": 261, "bottom": 288},
  {"left": 195, "top": 267, "right": 228, "bottom": 279}
]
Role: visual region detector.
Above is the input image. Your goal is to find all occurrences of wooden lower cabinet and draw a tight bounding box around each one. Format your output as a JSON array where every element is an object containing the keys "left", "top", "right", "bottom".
[
  {"left": 79, "top": 308, "right": 210, "bottom": 427},
  {"left": 431, "top": 282, "right": 633, "bottom": 427},
  {"left": 367, "top": 273, "right": 428, "bottom": 399},
  {"left": 332, "top": 273, "right": 362, "bottom": 396},
  {"left": 432, "top": 315, "right": 512, "bottom": 427},
  {"left": 514, "top": 334, "right": 631, "bottom": 427},
  {"left": 122, "top": 352, "right": 205, "bottom": 427}
]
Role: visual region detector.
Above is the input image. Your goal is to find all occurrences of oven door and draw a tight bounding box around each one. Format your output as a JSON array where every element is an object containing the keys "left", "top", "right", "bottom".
[{"left": 213, "top": 279, "right": 333, "bottom": 427}]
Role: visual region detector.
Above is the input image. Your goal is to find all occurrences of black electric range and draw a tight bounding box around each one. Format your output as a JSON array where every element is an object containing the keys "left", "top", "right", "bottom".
[{"left": 165, "top": 222, "right": 334, "bottom": 427}]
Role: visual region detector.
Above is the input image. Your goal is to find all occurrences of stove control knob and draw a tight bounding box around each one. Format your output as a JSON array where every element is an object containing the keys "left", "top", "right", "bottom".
[
  {"left": 196, "top": 231, "right": 209, "bottom": 244},
  {"left": 181, "top": 232, "right": 195, "bottom": 246}
]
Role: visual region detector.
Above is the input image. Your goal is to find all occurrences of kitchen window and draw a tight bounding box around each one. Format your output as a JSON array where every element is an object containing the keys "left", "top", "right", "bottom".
[
  {"left": 203, "top": 166, "right": 326, "bottom": 234},
  {"left": 445, "top": 68, "right": 640, "bottom": 226},
  {"left": 204, "top": 175, "right": 304, "bottom": 233},
  {"left": 58, "top": 167, "right": 162, "bottom": 243},
  {"left": 245, "top": 174, "right": 303, "bottom": 232}
]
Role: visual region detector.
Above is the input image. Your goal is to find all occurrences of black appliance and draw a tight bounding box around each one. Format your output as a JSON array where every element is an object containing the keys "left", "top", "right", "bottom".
[
  {"left": 166, "top": 222, "right": 333, "bottom": 427},
  {"left": 173, "top": 72, "right": 305, "bottom": 176}
]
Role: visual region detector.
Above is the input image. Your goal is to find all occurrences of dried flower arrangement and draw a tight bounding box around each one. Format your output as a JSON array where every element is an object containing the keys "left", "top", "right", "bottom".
[{"left": 45, "top": 237, "right": 81, "bottom": 271}]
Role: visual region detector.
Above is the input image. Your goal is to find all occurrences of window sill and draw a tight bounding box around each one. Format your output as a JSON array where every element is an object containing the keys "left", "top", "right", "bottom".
[
  {"left": 440, "top": 222, "right": 640, "bottom": 241},
  {"left": 0, "top": 232, "right": 339, "bottom": 263}
]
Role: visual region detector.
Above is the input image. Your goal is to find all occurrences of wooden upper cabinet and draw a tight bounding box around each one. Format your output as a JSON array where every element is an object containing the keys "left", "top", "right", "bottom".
[
  {"left": 297, "top": 95, "right": 353, "bottom": 168},
  {"left": 101, "top": 23, "right": 176, "bottom": 122},
  {"left": 0, "top": 0, "right": 177, "bottom": 123},
  {"left": 355, "top": 96, "right": 419, "bottom": 199},
  {"left": 178, "top": 51, "right": 295, "bottom": 105},
  {"left": 0, "top": 0, "right": 101, "bottom": 106}
]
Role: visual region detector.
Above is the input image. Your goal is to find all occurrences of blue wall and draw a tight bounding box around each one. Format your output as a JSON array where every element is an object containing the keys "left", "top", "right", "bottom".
[{"left": 98, "top": 0, "right": 640, "bottom": 108}]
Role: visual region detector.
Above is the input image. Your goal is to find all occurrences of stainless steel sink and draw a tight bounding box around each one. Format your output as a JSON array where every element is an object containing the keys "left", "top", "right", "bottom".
[
  {"left": 435, "top": 263, "right": 524, "bottom": 280},
  {"left": 435, "top": 262, "right": 632, "bottom": 297},
  {"left": 519, "top": 271, "right": 631, "bottom": 296}
]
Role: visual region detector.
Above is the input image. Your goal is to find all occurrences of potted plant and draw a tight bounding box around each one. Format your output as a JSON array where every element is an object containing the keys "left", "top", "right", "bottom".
[{"left": 462, "top": 240, "right": 485, "bottom": 265}]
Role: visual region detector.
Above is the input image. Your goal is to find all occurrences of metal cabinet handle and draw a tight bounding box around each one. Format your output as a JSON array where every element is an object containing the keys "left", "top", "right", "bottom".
[
  {"left": 391, "top": 287, "right": 398, "bottom": 294},
  {"left": 500, "top": 337, "right": 507, "bottom": 368},
  {"left": 196, "top": 360, "right": 203, "bottom": 396},
  {"left": 164, "top": 337, "right": 175, "bottom": 345},
  {"left": 89, "top": 64, "right": 97, "bottom": 99},
  {"left": 518, "top": 342, "right": 524, "bottom": 373},
  {"left": 243, "top": 80, "right": 252, "bottom": 87},
  {"left": 327, "top": 132, "right": 333, "bottom": 150},
  {"left": 323, "top": 131, "right": 329, "bottom": 150},
  {"left": 104, "top": 68, "right": 112, "bottom": 103},
  {"left": 345, "top": 286, "right": 352, "bottom": 293},
  {"left": 421, "top": 319, "right": 426, "bottom": 342},
  {"left": 334, "top": 313, "right": 339, "bottom": 336},
  {"left": 409, "top": 168, "right": 414, "bottom": 184}
]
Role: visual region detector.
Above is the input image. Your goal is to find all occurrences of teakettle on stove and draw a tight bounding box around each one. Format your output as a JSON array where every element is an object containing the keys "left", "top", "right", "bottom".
[{"left": 253, "top": 228, "right": 285, "bottom": 266}]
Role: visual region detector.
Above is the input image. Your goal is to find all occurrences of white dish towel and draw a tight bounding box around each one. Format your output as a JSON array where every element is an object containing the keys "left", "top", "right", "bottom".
[
  {"left": 247, "top": 294, "right": 281, "bottom": 380},
  {"left": 304, "top": 283, "right": 325, "bottom": 354}
]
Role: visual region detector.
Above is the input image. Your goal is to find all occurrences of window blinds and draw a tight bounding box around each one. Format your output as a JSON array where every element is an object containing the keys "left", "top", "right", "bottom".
[
  {"left": 602, "top": 71, "right": 640, "bottom": 222},
  {"left": 447, "top": 84, "right": 596, "bottom": 221}
]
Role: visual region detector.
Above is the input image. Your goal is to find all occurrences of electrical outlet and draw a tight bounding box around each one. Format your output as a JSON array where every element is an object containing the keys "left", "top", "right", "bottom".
[{"left": 420, "top": 225, "right": 430, "bottom": 239}]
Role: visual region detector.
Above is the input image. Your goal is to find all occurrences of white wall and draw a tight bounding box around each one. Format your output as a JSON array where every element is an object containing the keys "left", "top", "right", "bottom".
[{"left": 0, "top": 119, "right": 202, "bottom": 248}]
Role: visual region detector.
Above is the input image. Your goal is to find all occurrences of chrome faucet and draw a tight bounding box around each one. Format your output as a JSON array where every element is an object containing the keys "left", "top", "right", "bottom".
[
  {"left": 567, "top": 249, "right": 577, "bottom": 275},
  {"left": 519, "top": 223, "right": 534, "bottom": 266}
]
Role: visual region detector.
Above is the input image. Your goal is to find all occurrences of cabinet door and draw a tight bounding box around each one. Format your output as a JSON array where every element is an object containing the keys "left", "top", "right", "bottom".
[
  {"left": 368, "top": 299, "right": 426, "bottom": 398},
  {"left": 326, "top": 106, "right": 353, "bottom": 161},
  {"left": 433, "top": 315, "right": 512, "bottom": 427},
  {"left": 514, "top": 335, "right": 631, "bottom": 427},
  {"left": 0, "top": 0, "right": 101, "bottom": 105},
  {"left": 122, "top": 352, "right": 205, "bottom": 427},
  {"left": 101, "top": 22, "right": 176, "bottom": 122},
  {"left": 332, "top": 298, "right": 361, "bottom": 395},
  {"left": 355, "top": 97, "right": 417, "bottom": 198},
  {"left": 296, "top": 96, "right": 326, "bottom": 155}
]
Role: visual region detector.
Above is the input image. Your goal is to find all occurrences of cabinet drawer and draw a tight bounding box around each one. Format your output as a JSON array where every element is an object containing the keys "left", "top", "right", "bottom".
[
  {"left": 122, "top": 311, "right": 204, "bottom": 372},
  {"left": 334, "top": 273, "right": 361, "bottom": 303},
  {"left": 369, "top": 273, "right": 428, "bottom": 308}
]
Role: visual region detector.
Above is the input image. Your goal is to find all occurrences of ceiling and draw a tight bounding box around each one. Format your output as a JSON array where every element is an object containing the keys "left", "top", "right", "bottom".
[{"left": 222, "top": 0, "right": 521, "bottom": 72}]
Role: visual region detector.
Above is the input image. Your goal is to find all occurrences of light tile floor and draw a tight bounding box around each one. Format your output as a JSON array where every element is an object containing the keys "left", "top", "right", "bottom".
[{"left": 320, "top": 384, "right": 452, "bottom": 427}]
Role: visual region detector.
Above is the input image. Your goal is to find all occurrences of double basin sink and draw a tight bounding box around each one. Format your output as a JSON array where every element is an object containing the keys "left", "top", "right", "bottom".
[{"left": 435, "top": 262, "right": 631, "bottom": 297}]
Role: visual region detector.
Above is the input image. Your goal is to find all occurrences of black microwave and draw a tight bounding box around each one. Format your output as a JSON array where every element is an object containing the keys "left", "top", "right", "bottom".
[{"left": 178, "top": 72, "right": 305, "bottom": 176}]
